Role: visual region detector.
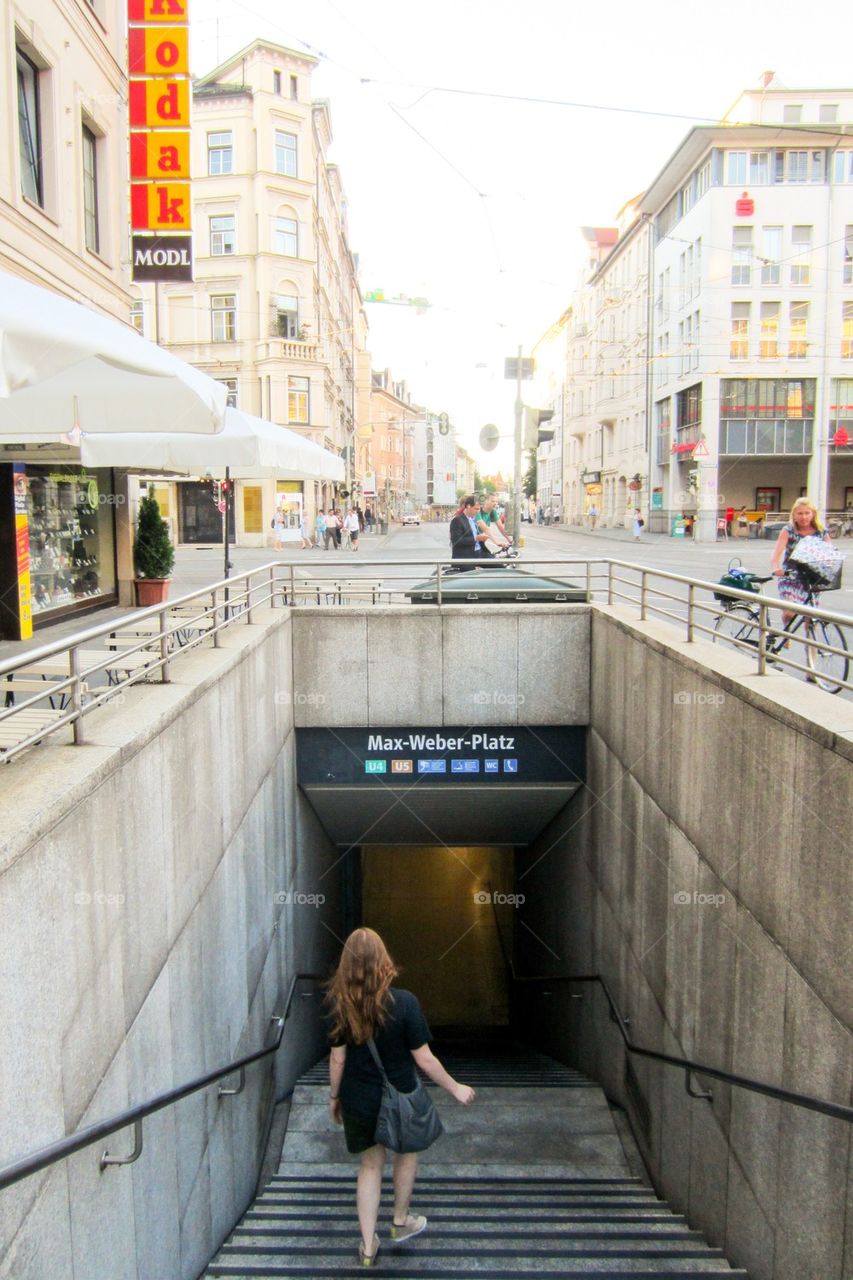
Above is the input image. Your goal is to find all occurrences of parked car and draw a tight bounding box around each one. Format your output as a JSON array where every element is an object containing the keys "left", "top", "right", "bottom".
[{"left": 402, "top": 513, "right": 421, "bottom": 525}]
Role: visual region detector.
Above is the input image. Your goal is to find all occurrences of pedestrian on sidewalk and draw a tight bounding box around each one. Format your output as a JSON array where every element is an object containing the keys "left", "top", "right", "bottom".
[
  {"left": 632, "top": 508, "right": 644, "bottom": 541},
  {"left": 344, "top": 508, "right": 360, "bottom": 550},
  {"left": 588, "top": 503, "right": 598, "bottom": 530},
  {"left": 324, "top": 508, "right": 339, "bottom": 550},
  {"left": 326, "top": 928, "right": 476, "bottom": 1268}
]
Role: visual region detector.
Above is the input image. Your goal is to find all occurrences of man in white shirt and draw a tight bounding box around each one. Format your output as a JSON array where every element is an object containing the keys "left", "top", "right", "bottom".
[
  {"left": 324, "top": 508, "right": 339, "bottom": 550},
  {"left": 344, "top": 509, "right": 360, "bottom": 551}
]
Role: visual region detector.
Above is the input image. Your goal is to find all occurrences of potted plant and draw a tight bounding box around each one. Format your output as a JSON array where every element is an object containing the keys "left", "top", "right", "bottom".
[{"left": 133, "top": 490, "right": 175, "bottom": 605}]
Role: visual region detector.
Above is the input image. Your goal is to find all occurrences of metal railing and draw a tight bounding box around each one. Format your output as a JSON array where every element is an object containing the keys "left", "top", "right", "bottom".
[
  {"left": 510, "top": 971, "right": 852, "bottom": 1124},
  {"left": 0, "top": 971, "right": 321, "bottom": 1192},
  {"left": 2, "top": 556, "right": 851, "bottom": 762}
]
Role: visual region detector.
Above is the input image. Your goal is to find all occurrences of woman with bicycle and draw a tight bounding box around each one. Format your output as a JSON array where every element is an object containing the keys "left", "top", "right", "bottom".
[{"left": 771, "top": 498, "right": 830, "bottom": 625}]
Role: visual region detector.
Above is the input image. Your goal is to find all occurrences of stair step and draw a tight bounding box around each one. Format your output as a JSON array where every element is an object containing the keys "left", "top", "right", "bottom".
[
  {"left": 229, "top": 1228, "right": 709, "bottom": 1245},
  {"left": 207, "top": 1264, "right": 749, "bottom": 1277}
]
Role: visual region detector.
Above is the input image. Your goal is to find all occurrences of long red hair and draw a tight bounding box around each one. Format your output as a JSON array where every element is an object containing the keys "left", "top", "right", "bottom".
[{"left": 325, "top": 928, "right": 399, "bottom": 1045}]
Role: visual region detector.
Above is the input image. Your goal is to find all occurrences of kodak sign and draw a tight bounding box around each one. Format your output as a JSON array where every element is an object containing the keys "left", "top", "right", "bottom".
[{"left": 128, "top": 0, "right": 192, "bottom": 280}]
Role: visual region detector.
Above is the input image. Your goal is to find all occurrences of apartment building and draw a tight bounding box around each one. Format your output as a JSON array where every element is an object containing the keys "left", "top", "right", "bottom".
[
  {"left": 1, "top": 0, "right": 134, "bottom": 635},
  {"left": 2, "top": 0, "right": 129, "bottom": 314},
  {"left": 555, "top": 78, "right": 853, "bottom": 540},
  {"left": 645, "top": 80, "right": 853, "bottom": 539},
  {"left": 135, "top": 40, "right": 368, "bottom": 545},
  {"left": 368, "top": 369, "right": 419, "bottom": 518}
]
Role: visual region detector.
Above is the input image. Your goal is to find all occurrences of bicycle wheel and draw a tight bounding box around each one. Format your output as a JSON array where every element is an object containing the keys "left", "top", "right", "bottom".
[
  {"left": 806, "top": 621, "right": 849, "bottom": 693},
  {"left": 713, "top": 604, "right": 760, "bottom": 654}
]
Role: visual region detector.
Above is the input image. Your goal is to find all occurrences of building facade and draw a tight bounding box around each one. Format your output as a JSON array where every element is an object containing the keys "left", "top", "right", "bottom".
[
  {"left": 1, "top": 0, "right": 134, "bottom": 635},
  {"left": 554, "top": 79, "right": 853, "bottom": 540},
  {"left": 134, "top": 40, "right": 368, "bottom": 546},
  {"left": 645, "top": 83, "right": 853, "bottom": 539},
  {"left": 367, "top": 369, "right": 418, "bottom": 520}
]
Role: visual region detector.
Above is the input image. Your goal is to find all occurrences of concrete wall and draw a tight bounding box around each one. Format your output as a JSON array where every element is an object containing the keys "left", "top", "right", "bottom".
[
  {"left": 0, "top": 607, "right": 341, "bottom": 1280},
  {"left": 517, "top": 606, "right": 853, "bottom": 1280},
  {"left": 290, "top": 604, "right": 591, "bottom": 726}
]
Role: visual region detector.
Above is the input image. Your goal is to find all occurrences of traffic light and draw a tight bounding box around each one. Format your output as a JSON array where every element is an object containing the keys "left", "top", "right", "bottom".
[
  {"left": 523, "top": 408, "right": 555, "bottom": 450},
  {"left": 687, "top": 468, "right": 699, "bottom": 494},
  {"left": 438, "top": 412, "right": 450, "bottom": 435}
]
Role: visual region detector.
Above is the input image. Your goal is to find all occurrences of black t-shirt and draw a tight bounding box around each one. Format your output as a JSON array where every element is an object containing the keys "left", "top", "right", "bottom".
[{"left": 330, "top": 988, "right": 431, "bottom": 1118}]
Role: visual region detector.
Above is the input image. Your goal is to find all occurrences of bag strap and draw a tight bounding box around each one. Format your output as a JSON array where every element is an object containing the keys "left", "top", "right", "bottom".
[{"left": 366, "top": 1038, "right": 389, "bottom": 1082}]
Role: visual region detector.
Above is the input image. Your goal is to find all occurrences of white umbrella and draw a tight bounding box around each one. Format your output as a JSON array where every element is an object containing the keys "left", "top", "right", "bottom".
[
  {"left": 80, "top": 407, "right": 345, "bottom": 482},
  {"left": 0, "top": 271, "right": 226, "bottom": 435}
]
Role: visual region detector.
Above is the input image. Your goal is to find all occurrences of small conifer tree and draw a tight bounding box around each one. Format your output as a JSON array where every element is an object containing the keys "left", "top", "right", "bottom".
[{"left": 134, "top": 491, "right": 175, "bottom": 579}]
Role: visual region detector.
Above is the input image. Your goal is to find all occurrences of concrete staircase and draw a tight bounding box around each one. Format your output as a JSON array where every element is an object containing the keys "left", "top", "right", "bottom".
[{"left": 204, "top": 1034, "right": 748, "bottom": 1278}]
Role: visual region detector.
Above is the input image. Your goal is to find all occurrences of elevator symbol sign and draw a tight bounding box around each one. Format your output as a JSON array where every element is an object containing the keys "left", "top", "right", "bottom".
[{"left": 364, "top": 759, "right": 387, "bottom": 774}]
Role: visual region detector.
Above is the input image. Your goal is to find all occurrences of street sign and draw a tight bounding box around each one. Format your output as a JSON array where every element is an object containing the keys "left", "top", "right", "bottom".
[
  {"left": 504, "top": 357, "right": 534, "bottom": 380},
  {"left": 692, "top": 437, "right": 710, "bottom": 458},
  {"left": 479, "top": 423, "right": 500, "bottom": 451}
]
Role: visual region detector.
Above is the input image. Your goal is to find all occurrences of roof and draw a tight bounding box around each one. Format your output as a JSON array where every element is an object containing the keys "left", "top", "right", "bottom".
[{"left": 196, "top": 38, "right": 318, "bottom": 88}]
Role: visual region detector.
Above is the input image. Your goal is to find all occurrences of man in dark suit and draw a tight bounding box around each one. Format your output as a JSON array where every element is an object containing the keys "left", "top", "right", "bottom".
[{"left": 449, "top": 495, "right": 492, "bottom": 569}]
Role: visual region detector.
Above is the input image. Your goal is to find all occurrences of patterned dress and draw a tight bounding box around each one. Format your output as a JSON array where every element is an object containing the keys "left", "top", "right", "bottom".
[{"left": 778, "top": 523, "right": 828, "bottom": 605}]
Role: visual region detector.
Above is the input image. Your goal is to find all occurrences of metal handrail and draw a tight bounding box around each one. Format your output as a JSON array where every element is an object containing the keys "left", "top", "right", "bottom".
[
  {"left": 2, "top": 556, "right": 851, "bottom": 761},
  {"left": 513, "top": 971, "right": 853, "bottom": 1124},
  {"left": 0, "top": 971, "right": 322, "bottom": 1192}
]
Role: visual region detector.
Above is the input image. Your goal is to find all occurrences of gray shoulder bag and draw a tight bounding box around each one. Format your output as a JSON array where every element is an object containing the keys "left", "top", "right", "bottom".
[{"left": 366, "top": 1038, "right": 444, "bottom": 1154}]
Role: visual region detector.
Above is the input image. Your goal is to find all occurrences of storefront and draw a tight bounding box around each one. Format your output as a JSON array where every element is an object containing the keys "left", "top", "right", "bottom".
[
  {"left": 274, "top": 480, "right": 304, "bottom": 541},
  {"left": 0, "top": 462, "right": 118, "bottom": 639}
]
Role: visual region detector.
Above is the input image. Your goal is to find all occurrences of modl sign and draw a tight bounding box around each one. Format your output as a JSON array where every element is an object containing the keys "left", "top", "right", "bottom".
[{"left": 132, "top": 235, "right": 193, "bottom": 281}]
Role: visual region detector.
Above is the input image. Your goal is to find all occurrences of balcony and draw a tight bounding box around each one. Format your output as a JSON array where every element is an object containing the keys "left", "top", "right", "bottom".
[{"left": 255, "top": 338, "right": 324, "bottom": 364}]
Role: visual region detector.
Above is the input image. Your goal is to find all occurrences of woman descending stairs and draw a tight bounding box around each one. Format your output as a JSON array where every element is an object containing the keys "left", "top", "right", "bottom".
[{"left": 204, "top": 1035, "right": 749, "bottom": 1278}]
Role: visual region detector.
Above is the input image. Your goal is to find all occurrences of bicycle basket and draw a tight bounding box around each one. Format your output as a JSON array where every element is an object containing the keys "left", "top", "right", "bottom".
[{"left": 713, "top": 569, "right": 760, "bottom": 603}]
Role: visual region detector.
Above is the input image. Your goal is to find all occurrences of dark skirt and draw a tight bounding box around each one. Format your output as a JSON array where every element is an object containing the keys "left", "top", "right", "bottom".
[{"left": 342, "top": 1108, "right": 378, "bottom": 1154}]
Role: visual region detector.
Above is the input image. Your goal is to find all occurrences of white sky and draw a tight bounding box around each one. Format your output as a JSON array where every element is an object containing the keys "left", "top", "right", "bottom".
[{"left": 190, "top": 0, "right": 851, "bottom": 470}]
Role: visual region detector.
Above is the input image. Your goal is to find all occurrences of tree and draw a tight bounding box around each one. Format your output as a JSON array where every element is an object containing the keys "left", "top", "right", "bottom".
[
  {"left": 134, "top": 490, "right": 175, "bottom": 579},
  {"left": 522, "top": 451, "right": 537, "bottom": 499}
]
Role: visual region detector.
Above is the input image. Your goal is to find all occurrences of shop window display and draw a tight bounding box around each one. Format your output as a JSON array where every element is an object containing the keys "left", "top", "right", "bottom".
[{"left": 26, "top": 469, "right": 116, "bottom": 616}]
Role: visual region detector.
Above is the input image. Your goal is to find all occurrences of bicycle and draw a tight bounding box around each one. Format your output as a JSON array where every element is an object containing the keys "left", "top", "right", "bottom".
[{"left": 712, "top": 562, "right": 849, "bottom": 694}]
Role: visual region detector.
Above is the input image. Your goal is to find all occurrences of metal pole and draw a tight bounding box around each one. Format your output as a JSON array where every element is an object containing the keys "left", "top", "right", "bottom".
[{"left": 512, "top": 343, "right": 523, "bottom": 541}]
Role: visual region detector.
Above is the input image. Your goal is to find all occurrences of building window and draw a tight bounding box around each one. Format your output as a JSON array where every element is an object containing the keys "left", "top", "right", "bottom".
[
  {"left": 783, "top": 104, "right": 802, "bottom": 124},
  {"left": 760, "top": 226, "right": 782, "bottom": 285},
  {"left": 207, "top": 131, "right": 233, "bottom": 175},
  {"left": 288, "top": 375, "right": 309, "bottom": 422},
  {"left": 130, "top": 299, "right": 144, "bottom": 335},
  {"left": 210, "top": 295, "right": 236, "bottom": 342},
  {"left": 833, "top": 151, "right": 853, "bottom": 183},
  {"left": 790, "top": 226, "right": 812, "bottom": 284},
  {"left": 274, "top": 130, "right": 297, "bottom": 177},
  {"left": 17, "top": 47, "right": 43, "bottom": 205},
  {"left": 731, "top": 303, "right": 750, "bottom": 360},
  {"left": 273, "top": 70, "right": 281, "bottom": 95},
  {"left": 844, "top": 226, "right": 853, "bottom": 285},
  {"left": 677, "top": 383, "right": 702, "bottom": 433},
  {"left": 789, "top": 302, "right": 808, "bottom": 359},
  {"left": 210, "top": 214, "right": 235, "bottom": 255},
  {"left": 217, "top": 378, "right": 238, "bottom": 407},
  {"left": 719, "top": 379, "right": 815, "bottom": 455},
  {"left": 274, "top": 216, "right": 298, "bottom": 256},
  {"left": 81, "top": 124, "right": 99, "bottom": 253},
  {"left": 820, "top": 104, "right": 838, "bottom": 123},
  {"left": 726, "top": 151, "right": 747, "bottom": 185},
  {"left": 692, "top": 311, "right": 700, "bottom": 369},
  {"left": 732, "top": 226, "right": 752, "bottom": 285},
  {"left": 760, "top": 302, "right": 780, "bottom": 358},
  {"left": 290, "top": 75, "right": 298, "bottom": 100},
  {"left": 273, "top": 293, "right": 298, "bottom": 338},
  {"left": 843, "top": 302, "right": 853, "bottom": 359}
]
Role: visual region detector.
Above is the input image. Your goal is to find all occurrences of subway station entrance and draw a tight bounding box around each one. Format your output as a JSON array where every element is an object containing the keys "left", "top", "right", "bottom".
[{"left": 297, "top": 725, "right": 585, "bottom": 1025}]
